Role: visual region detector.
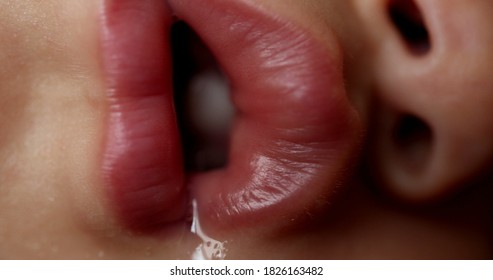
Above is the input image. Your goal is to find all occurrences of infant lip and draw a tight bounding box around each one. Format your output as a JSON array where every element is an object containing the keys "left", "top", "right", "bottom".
[
  {"left": 169, "top": 0, "right": 362, "bottom": 232},
  {"left": 100, "top": 0, "right": 186, "bottom": 232},
  {"left": 99, "top": 0, "right": 361, "bottom": 234}
]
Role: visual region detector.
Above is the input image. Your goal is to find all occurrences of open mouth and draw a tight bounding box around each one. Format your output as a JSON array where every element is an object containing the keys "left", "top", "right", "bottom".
[
  {"left": 171, "top": 21, "right": 234, "bottom": 172},
  {"left": 99, "top": 0, "right": 361, "bottom": 234}
]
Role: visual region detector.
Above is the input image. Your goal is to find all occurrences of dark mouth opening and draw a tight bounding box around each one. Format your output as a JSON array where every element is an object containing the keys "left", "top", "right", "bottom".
[
  {"left": 388, "top": 0, "right": 431, "bottom": 55},
  {"left": 171, "top": 21, "right": 233, "bottom": 172}
]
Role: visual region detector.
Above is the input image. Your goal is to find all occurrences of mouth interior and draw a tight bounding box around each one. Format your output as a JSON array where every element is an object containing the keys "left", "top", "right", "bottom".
[{"left": 171, "top": 21, "right": 235, "bottom": 172}]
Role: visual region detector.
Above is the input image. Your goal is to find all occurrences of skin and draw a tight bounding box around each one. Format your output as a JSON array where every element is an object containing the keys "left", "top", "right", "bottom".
[{"left": 0, "top": 0, "right": 492, "bottom": 259}]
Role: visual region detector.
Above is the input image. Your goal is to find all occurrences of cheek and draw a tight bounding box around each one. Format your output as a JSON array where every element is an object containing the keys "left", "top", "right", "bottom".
[{"left": 0, "top": 0, "right": 113, "bottom": 258}]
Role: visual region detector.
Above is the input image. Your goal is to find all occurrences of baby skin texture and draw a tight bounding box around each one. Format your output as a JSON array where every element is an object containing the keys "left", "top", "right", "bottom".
[{"left": 0, "top": 0, "right": 492, "bottom": 259}]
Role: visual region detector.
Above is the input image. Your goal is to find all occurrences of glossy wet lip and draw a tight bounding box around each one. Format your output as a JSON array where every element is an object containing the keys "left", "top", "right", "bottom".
[
  {"left": 100, "top": 0, "right": 185, "bottom": 233},
  {"left": 99, "top": 0, "right": 360, "bottom": 234}
]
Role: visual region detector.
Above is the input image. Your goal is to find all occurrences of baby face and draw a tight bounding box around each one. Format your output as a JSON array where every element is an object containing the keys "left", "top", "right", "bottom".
[{"left": 0, "top": 0, "right": 492, "bottom": 259}]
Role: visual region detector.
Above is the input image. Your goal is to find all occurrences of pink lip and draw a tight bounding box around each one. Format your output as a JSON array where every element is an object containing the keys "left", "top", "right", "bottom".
[
  {"left": 100, "top": 0, "right": 361, "bottom": 234},
  {"left": 100, "top": 0, "right": 185, "bottom": 232}
]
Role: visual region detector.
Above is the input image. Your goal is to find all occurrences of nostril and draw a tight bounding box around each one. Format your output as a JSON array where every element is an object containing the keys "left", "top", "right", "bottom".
[
  {"left": 392, "top": 114, "right": 433, "bottom": 173},
  {"left": 388, "top": 0, "right": 431, "bottom": 55}
]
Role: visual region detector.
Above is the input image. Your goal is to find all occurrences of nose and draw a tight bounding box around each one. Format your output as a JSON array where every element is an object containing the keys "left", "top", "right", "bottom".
[{"left": 357, "top": 0, "right": 493, "bottom": 201}]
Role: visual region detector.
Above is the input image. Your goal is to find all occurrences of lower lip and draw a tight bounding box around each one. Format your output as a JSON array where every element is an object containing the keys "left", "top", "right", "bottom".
[
  {"left": 100, "top": 0, "right": 360, "bottom": 234},
  {"left": 99, "top": 0, "right": 186, "bottom": 232}
]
